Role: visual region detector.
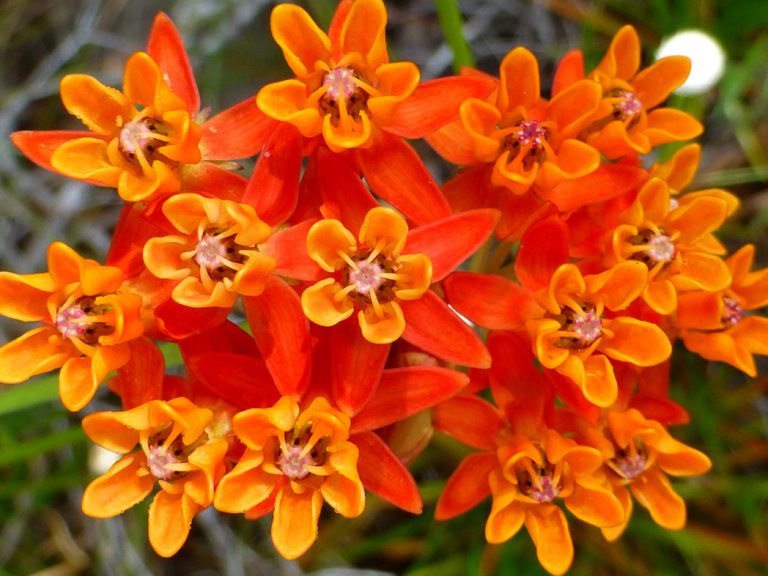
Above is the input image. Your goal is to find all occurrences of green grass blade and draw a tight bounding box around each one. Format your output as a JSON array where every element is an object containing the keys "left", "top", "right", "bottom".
[{"left": 434, "top": 0, "right": 475, "bottom": 72}]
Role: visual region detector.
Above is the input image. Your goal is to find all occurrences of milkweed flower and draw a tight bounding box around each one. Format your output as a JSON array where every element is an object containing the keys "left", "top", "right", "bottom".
[
  {"left": 605, "top": 177, "right": 733, "bottom": 314},
  {"left": 676, "top": 244, "right": 768, "bottom": 376},
  {"left": 0, "top": 242, "right": 143, "bottom": 411},
  {"left": 561, "top": 25, "right": 703, "bottom": 158},
  {"left": 582, "top": 408, "right": 711, "bottom": 540},
  {"left": 143, "top": 193, "right": 276, "bottom": 308},
  {"left": 81, "top": 397, "right": 229, "bottom": 557},
  {"left": 526, "top": 262, "right": 671, "bottom": 407},
  {"left": 12, "top": 13, "right": 272, "bottom": 206},
  {"left": 300, "top": 205, "right": 496, "bottom": 368},
  {"left": 256, "top": 0, "right": 493, "bottom": 225}
]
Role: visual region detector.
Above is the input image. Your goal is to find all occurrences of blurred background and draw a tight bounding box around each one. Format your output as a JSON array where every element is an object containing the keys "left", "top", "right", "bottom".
[{"left": 0, "top": 0, "right": 767, "bottom": 574}]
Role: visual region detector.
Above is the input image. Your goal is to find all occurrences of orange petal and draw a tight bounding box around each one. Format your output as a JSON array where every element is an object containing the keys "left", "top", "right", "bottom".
[
  {"left": 272, "top": 487, "right": 323, "bottom": 559},
  {"left": 497, "top": 47, "right": 540, "bottom": 112},
  {"left": 585, "top": 261, "right": 647, "bottom": 311},
  {"left": 633, "top": 56, "right": 691, "bottom": 109},
  {"left": 306, "top": 219, "right": 356, "bottom": 272},
  {"left": 148, "top": 490, "right": 197, "bottom": 557},
  {"left": 301, "top": 278, "right": 355, "bottom": 327},
  {"left": 580, "top": 354, "right": 618, "bottom": 408},
  {"left": 673, "top": 252, "right": 731, "bottom": 292},
  {"left": 485, "top": 497, "right": 525, "bottom": 544},
  {"left": 321, "top": 445, "right": 365, "bottom": 518},
  {"left": 643, "top": 279, "right": 678, "bottom": 315},
  {"left": 367, "top": 62, "right": 420, "bottom": 123},
  {"left": 432, "top": 394, "right": 503, "bottom": 450},
  {"left": 0, "top": 271, "right": 54, "bottom": 321},
  {"left": 123, "top": 52, "right": 163, "bottom": 108},
  {"left": 81, "top": 451, "right": 154, "bottom": 518},
  {"left": 358, "top": 300, "right": 405, "bottom": 344},
  {"left": 0, "top": 327, "right": 69, "bottom": 384},
  {"left": 358, "top": 206, "right": 409, "bottom": 258},
  {"left": 171, "top": 276, "right": 236, "bottom": 309},
  {"left": 548, "top": 79, "right": 603, "bottom": 137},
  {"left": 524, "top": 505, "right": 574, "bottom": 576},
  {"left": 536, "top": 139, "right": 601, "bottom": 190},
  {"left": 645, "top": 108, "right": 703, "bottom": 146},
  {"left": 601, "top": 317, "right": 671, "bottom": 367},
  {"left": 340, "top": 0, "right": 389, "bottom": 68},
  {"left": 232, "top": 252, "right": 277, "bottom": 297},
  {"left": 631, "top": 468, "right": 686, "bottom": 530},
  {"left": 270, "top": 4, "right": 331, "bottom": 78},
  {"left": 213, "top": 451, "right": 277, "bottom": 513},
  {"left": 322, "top": 109, "right": 373, "bottom": 151},
  {"left": 59, "top": 74, "right": 131, "bottom": 134},
  {"left": 142, "top": 236, "right": 192, "bottom": 280},
  {"left": 50, "top": 138, "right": 121, "bottom": 186},
  {"left": 566, "top": 483, "right": 624, "bottom": 527},
  {"left": 146, "top": 13, "right": 200, "bottom": 113},
  {"left": 459, "top": 98, "right": 503, "bottom": 162},
  {"left": 257, "top": 80, "right": 323, "bottom": 138},
  {"left": 652, "top": 143, "right": 700, "bottom": 191},
  {"left": 435, "top": 452, "right": 496, "bottom": 520},
  {"left": 595, "top": 25, "right": 640, "bottom": 81}
]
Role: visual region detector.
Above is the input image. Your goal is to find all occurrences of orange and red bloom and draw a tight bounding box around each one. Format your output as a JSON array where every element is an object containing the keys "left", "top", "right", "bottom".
[{"left": 3, "top": 4, "right": 765, "bottom": 570}]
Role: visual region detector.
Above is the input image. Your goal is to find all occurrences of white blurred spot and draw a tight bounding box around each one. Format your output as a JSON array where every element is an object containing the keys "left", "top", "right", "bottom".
[
  {"left": 88, "top": 445, "right": 121, "bottom": 475},
  {"left": 656, "top": 30, "right": 726, "bottom": 95}
]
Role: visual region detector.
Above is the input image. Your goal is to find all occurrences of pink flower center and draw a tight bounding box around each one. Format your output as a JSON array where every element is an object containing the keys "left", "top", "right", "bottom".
[
  {"left": 614, "top": 90, "right": 643, "bottom": 119},
  {"left": 194, "top": 233, "right": 228, "bottom": 269},
  {"left": 531, "top": 475, "right": 560, "bottom": 503},
  {"left": 516, "top": 120, "right": 547, "bottom": 147},
  {"left": 278, "top": 445, "right": 316, "bottom": 480},
  {"left": 119, "top": 119, "right": 158, "bottom": 155},
  {"left": 349, "top": 260, "right": 384, "bottom": 294},
  {"left": 646, "top": 233, "right": 675, "bottom": 264},
  {"left": 147, "top": 444, "right": 182, "bottom": 481},
  {"left": 323, "top": 67, "right": 358, "bottom": 100},
  {"left": 722, "top": 296, "right": 743, "bottom": 327},
  {"left": 572, "top": 309, "right": 603, "bottom": 345},
  {"left": 56, "top": 303, "right": 87, "bottom": 339}
]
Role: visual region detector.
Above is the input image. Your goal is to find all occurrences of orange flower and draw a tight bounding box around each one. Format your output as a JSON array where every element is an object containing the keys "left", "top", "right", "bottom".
[
  {"left": 258, "top": 0, "right": 417, "bottom": 151},
  {"left": 485, "top": 429, "right": 624, "bottom": 575},
  {"left": 580, "top": 26, "right": 702, "bottom": 158},
  {"left": 586, "top": 408, "right": 711, "bottom": 540},
  {"left": 143, "top": 193, "right": 276, "bottom": 308},
  {"left": 606, "top": 177, "right": 733, "bottom": 314},
  {"left": 12, "top": 14, "right": 274, "bottom": 206},
  {"left": 0, "top": 242, "right": 143, "bottom": 411},
  {"left": 213, "top": 396, "right": 365, "bottom": 559},
  {"left": 526, "top": 263, "right": 671, "bottom": 407},
  {"left": 81, "top": 397, "right": 228, "bottom": 557},
  {"left": 676, "top": 244, "right": 768, "bottom": 376},
  {"left": 431, "top": 47, "right": 602, "bottom": 195},
  {"left": 301, "top": 206, "right": 431, "bottom": 343}
]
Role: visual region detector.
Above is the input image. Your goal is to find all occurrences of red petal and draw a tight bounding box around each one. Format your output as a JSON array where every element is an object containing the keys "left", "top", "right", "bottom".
[
  {"left": 435, "top": 452, "right": 496, "bottom": 519},
  {"left": 243, "top": 277, "right": 312, "bottom": 397},
  {"left": 263, "top": 219, "right": 323, "bottom": 282},
  {"left": 405, "top": 209, "right": 499, "bottom": 282},
  {"left": 11, "top": 130, "right": 100, "bottom": 173},
  {"left": 106, "top": 204, "right": 169, "bottom": 277},
  {"left": 201, "top": 97, "right": 278, "bottom": 160},
  {"left": 542, "top": 163, "right": 647, "bottom": 212},
  {"left": 443, "top": 272, "right": 539, "bottom": 330},
  {"left": 111, "top": 337, "right": 164, "bottom": 409},
  {"left": 154, "top": 298, "right": 230, "bottom": 340},
  {"left": 351, "top": 366, "right": 468, "bottom": 433},
  {"left": 146, "top": 13, "right": 199, "bottom": 113},
  {"left": 241, "top": 123, "right": 302, "bottom": 226},
  {"left": 385, "top": 76, "right": 496, "bottom": 138},
  {"left": 177, "top": 320, "right": 260, "bottom": 357},
  {"left": 487, "top": 331, "right": 551, "bottom": 427},
  {"left": 314, "top": 147, "right": 378, "bottom": 235},
  {"left": 433, "top": 394, "right": 502, "bottom": 450},
  {"left": 353, "top": 431, "right": 422, "bottom": 513},
  {"left": 186, "top": 352, "right": 280, "bottom": 409},
  {"left": 552, "top": 49, "right": 585, "bottom": 95},
  {"left": 327, "top": 321, "right": 389, "bottom": 416},
  {"left": 357, "top": 134, "right": 450, "bottom": 225},
  {"left": 442, "top": 165, "right": 499, "bottom": 213},
  {"left": 180, "top": 162, "right": 248, "bottom": 201},
  {"left": 515, "top": 215, "right": 569, "bottom": 291},
  {"left": 401, "top": 291, "right": 491, "bottom": 368}
]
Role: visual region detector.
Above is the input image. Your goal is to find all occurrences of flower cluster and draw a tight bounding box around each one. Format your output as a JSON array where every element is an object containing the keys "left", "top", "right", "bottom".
[{"left": 3, "top": 2, "right": 766, "bottom": 573}]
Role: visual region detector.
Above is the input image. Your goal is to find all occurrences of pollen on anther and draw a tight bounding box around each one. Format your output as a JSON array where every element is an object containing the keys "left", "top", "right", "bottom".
[
  {"left": 349, "top": 260, "right": 383, "bottom": 294},
  {"left": 615, "top": 90, "right": 643, "bottom": 119},
  {"left": 147, "top": 445, "right": 181, "bottom": 481},
  {"left": 572, "top": 309, "right": 603, "bottom": 345},
  {"left": 56, "top": 305, "right": 87, "bottom": 339},
  {"left": 119, "top": 119, "right": 155, "bottom": 154},
  {"left": 531, "top": 475, "right": 560, "bottom": 503},
  {"left": 516, "top": 120, "right": 546, "bottom": 147},
  {"left": 278, "top": 445, "right": 314, "bottom": 480},
  {"left": 194, "top": 234, "right": 228, "bottom": 269},
  {"left": 647, "top": 233, "right": 675, "bottom": 263},
  {"left": 323, "top": 67, "right": 357, "bottom": 100}
]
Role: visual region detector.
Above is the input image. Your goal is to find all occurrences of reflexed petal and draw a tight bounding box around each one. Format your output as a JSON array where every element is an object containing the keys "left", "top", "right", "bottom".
[
  {"left": 674, "top": 252, "right": 731, "bottom": 292},
  {"left": 272, "top": 487, "right": 323, "bottom": 559},
  {"left": 633, "top": 56, "right": 691, "bottom": 109},
  {"left": 432, "top": 394, "right": 502, "bottom": 450},
  {"left": 552, "top": 49, "right": 584, "bottom": 95},
  {"left": 645, "top": 108, "right": 703, "bottom": 146},
  {"left": 148, "top": 490, "right": 197, "bottom": 558},
  {"left": 525, "top": 506, "right": 574, "bottom": 576},
  {"left": 11, "top": 130, "right": 98, "bottom": 173},
  {"left": 354, "top": 431, "right": 422, "bottom": 513},
  {"left": 146, "top": 13, "right": 200, "bottom": 113},
  {"left": 595, "top": 25, "right": 640, "bottom": 81},
  {"left": 81, "top": 451, "right": 154, "bottom": 518},
  {"left": 0, "top": 271, "right": 54, "bottom": 321},
  {"left": 201, "top": 97, "right": 277, "bottom": 160},
  {"left": 515, "top": 216, "right": 569, "bottom": 292},
  {"left": 257, "top": 80, "right": 323, "bottom": 137},
  {"left": 213, "top": 455, "right": 278, "bottom": 512},
  {"left": 351, "top": 366, "right": 468, "bottom": 433},
  {"left": 566, "top": 483, "right": 624, "bottom": 527},
  {"left": 435, "top": 453, "right": 496, "bottom": 520},
  {"left": 401, "top": 291, "right": 491, "bottom": 368},
  {"left": 585, "top": 261, "right": 647, "bottom": 311},
  {"left": 579, "top": 355, "right": 618, "bottom": 408}
]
